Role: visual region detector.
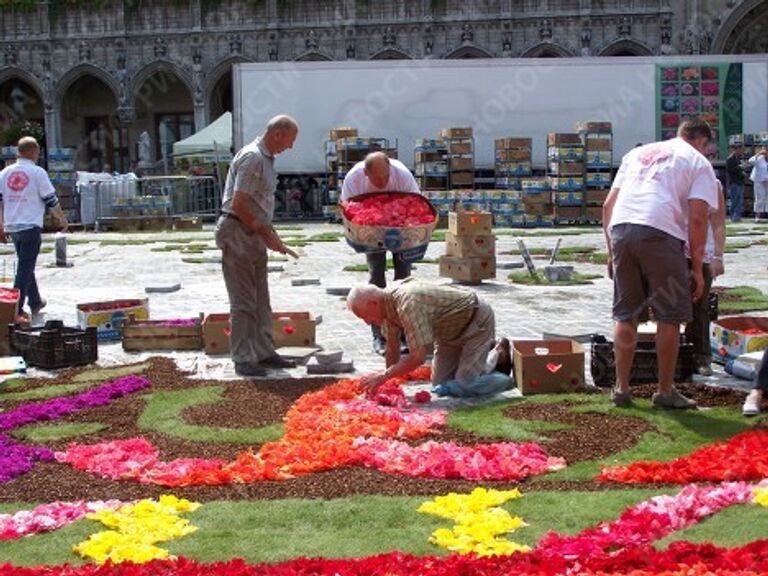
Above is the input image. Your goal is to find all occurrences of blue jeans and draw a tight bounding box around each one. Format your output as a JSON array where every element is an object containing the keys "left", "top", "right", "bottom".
[
  {"left": 728, "top": 182, "right": 743, "bottom": 222},
  {"left": 10, "top": 227, "right": 43, "bottom": 313}
]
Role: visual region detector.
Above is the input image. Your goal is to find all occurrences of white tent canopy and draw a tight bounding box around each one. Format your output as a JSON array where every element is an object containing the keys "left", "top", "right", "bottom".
[{"left": 172, "top": 112, "right": 232, "bottom": 160}]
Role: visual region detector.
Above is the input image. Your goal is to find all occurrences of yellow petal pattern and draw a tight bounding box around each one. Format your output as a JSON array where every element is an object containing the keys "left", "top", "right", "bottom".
[
  {"left": 755, "top": 486, "right": 768, "bottom": 507},
  {"left": 73, "top": 495, "right": 201, "bottom": 564},
  {"left": 418, "top": 487, "right": 530, "bottom": 557}
]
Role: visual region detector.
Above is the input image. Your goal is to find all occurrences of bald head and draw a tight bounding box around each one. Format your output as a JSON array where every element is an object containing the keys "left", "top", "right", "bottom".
[
  {"left": 262, "top": 114, "right": 299, "bottom": 156},
  {"left": 347, "top": 284, "right": 385, "bottom": 326},
  {"left": 364, "top": 152, "right": 392, "bottom": 189},
  {"left": 17, "top": 136, "right": 40, "bottom": 161}
]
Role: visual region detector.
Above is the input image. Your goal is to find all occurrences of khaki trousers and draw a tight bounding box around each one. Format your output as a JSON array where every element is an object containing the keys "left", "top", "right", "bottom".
[
  {"left": 431, "top": 301, "right": 495, "bottom": 385},
  {"left": 215, "top": 216, "right": 275, "bottom": 364}
]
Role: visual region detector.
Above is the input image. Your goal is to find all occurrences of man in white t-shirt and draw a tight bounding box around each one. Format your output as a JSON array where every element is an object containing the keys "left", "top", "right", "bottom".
[
  {"left": 341, "top": 151, "right": 423, "bottom": 355},
  {"left": 0, "top": 137, "right": 68, "bottom": 321},
  {"left": 603, "top": 119, "right": 719, "bottom": 410}
]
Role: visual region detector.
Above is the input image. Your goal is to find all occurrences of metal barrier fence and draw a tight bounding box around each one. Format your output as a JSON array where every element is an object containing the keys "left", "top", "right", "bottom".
[{"left": 77, "top": 176, "right": 221, "bottom": 228}]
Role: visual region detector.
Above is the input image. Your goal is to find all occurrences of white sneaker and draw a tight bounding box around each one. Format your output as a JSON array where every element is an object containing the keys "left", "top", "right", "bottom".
[{"left": 742, "top": 390, "right": 762, "bottom": 417}]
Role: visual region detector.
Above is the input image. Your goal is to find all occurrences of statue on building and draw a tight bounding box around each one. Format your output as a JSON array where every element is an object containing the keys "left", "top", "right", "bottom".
[
  {"left": 660, "top": 16, "right": 673, "bottom": 55},
  {"left": 346, "top": 37, "right": 356, "bottom": 59},
  {"left": 580, "top": 22, "right": 592, "bottom": 56},
  {"left": 539, "top": 19, "right": 553, "bottom": 40},
  {"left": 424, "top": 36, "right": 434, "bottom": 57},
  {"left": 192, "top": 58, "right": 204, "bottom": 106},
  {"left": 79, "top": 41, "right": 90, "bottom": 62},
  {"left": 461, "top": 23, "right": 474, "bottom": 44},
  {"left": 305, "top": 29, "right": 318, "bottom": 51},
  {"left": 268, "top": 35, "right": 279, "bottom": 61},
  {"left": 229, "top": 34, "right": 242, "bottom": 55},
  {"left": 502, "top": 22, "right": 512, "bottom": 57},
  {"left": 138, "top": 131, "right": 152, "bottom": 167},
  {"left": 383, "top": 26, "right": 396, "bottom": 47},
  {"left": 618, "top": 17, "right": 631, "bottom": 37},
  {"left": 154, "top": 38, "right": 167, "bottom": 58},
  {"left": 4, "top": 45, "right": 17, "bottom": 66}
]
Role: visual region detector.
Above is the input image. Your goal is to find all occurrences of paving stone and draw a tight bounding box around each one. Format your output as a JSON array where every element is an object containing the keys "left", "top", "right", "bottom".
[
  {"left": 292, "top": 278, "right": 321, "bottom": 286},
  {"left": 268, "top": 265, "right": 284, "bottom": 273},
  {"left": 326, "top": 286, "right": 351, "bottom": 296},
  {"left": 306, "top": 359, "right": 355, "bottom": 374}
]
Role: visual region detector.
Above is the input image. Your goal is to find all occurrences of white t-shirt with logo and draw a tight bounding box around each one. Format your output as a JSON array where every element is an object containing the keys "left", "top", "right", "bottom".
[
  {"left": 0, "top": 159, "right": 57, "bottom": 232},
  {"left": 340, "top": 158, "right": 421, "bottom": 201},
  {"left": 609, "top": 138, "right": 719, "bottom": 242}
]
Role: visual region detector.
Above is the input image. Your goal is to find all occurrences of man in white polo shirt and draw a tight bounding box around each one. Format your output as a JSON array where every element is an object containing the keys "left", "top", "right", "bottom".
[
  {"left": 603, "top": 119, "right": 719, "bottom": 410},
  {"left": 0, "top": 137, "right": 68, "bottom": 321},
  {"left": 341, "top": 151, "right": 422, "bottom": 355}
]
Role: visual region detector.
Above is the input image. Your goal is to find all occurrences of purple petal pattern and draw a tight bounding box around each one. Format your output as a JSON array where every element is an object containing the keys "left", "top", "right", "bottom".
[
  {"left": 0, "top": 375, "right": 151, "bottom": 431},
  {"left": 0, "top": 434, "right": 54, "bottom": 483}
]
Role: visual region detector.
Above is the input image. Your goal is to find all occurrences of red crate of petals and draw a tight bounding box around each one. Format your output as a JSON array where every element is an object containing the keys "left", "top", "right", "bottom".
[{"left": 341, "top": 192, "right": 438, "bottom": 262}]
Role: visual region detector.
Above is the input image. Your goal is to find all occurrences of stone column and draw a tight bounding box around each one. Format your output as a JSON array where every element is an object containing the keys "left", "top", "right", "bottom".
[
  {"left": 44, "top": 101, "right": 61, "bottom": 150},
  {"left": 116, "top": 106, "right": 136, "bottom": 169}
]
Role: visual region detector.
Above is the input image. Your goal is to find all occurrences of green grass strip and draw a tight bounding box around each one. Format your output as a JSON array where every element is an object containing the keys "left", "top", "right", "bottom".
[
  {"left": 343, "top": 261, "right": 418, "bottom": 272},
  {"left": 72, "top": 362, "right": 149, "bottom": 383},
  {"left": 7, "top": 488, "right": 765, "bottom": 567},
  {"left": 717, "top": 286, "right": 768, "bottom": 315},
  {"left": 507, "top": 271, "right": 602, "bottom": 286},
  {"left": 138, "top": 386, "right": 283, "bottom": 444},
  {"left": 307, "top": 232, "right": 344, "bottom": 242},
  {"left": 11, "top": 422, "right": 106, "bottom": 443},
  {"left": 0, "top": 383, "right": 92, "bottom": 402},
  {"left": 447, "top": 400, "right": 567, "bottom": 441},
  {"left": 724, "top": 240, "right": 752, "bottom": 253}
]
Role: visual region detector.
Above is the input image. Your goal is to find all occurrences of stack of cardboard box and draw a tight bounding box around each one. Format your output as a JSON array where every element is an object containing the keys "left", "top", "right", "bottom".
[
  {"left": 440, "top": 127, "right": 475, "bottom": 189},
  {"left": 0, "top": 288, "right": 19, "bottom": 356},
  {"left": 414, "top": 138, "right": 449, "bottom": 192},
  {"left": 548, "top": 133, "right": 585, "bottom": 224},
  {"left": 577, "top": 122, "right": 613, "bottom": 223},
  {"left": 439, "top": 211, "right": 496, "bottom": 284}
]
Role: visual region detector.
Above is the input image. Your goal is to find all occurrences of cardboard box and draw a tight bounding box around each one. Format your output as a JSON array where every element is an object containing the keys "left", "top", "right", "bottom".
[
  {"left": 549, "top": 162, "right": 585, "bottom": 176},
  {"left": 585, "top": 150, "right": 612, "bottom": 168},
  {"left": 122, "top": 316, "right": 203, "bottom": 352},
  {"left": 450, "top": 172, "right": 475, "bottom": 186},
  {"left": 415, "top": 150, "right": 446, "bottom": 163},
  {"left": 329, "top": 127, "right": 358, "bottom": 140},
  {"left": 574, "top": 121, "right": 612, "bottom": 133},
  {"left": 496, "top": 149, "right": 531, "bottom": 162},
  {"left": 76, "top": 298, "right": 150, "bottom": 341},
  {"left": 555, "top": 191, "right": 585, "bottom": 206},
  {"left": 496, "top": 161, "right": 532, "bottom": 176},
  {"left": 450, "top": 157, "right": 474, "bottom": 171},
  {"left": 584, "top": 206, "right": 603, "bottom": 221},
  {"left": 548, "top": 147, "right": 585, "bottom": 161},
  {"left": 547, "top": 133, "right": 582, "bottom": 146},
  {"left": 513, "top": 339, "right": 585, "bottom": 394},
  {"left": 273, "top": 312, "right": 316, "bottom": 347},
  {"left": 521, "top": 178, "right": 551, "bottom": 192},
  {"left": 585, "top": 135, "right": 613, "bottom": 151},
  {"left": 449, "top": 141, "right": 473, "bottom": 154},
  {"left": 448, "top": 211, "right": 493, "bottom": 236},
  {"left": 202, "top": 313, "right": 231, "bottom": 354},
  {"left": 202, "top": 311, "right": 317, "bottom": 352},
  {"left": 551, "top": 177, "right": 585, "bottom": 192},
  {"left": 586, "top": 172, "right": 613, "bottom": 188},
  {"left": 585, "top": 189, "right": 610, "bottom": 204},
  {"left": 555, "top": 205, "right": 583, "bottom": 220},
  {"left": 445, "top": 231, "right": 495, "bottom": 258},
  {"left": 711, "top": 316, "right": 768, "bottom": 362},
  {"left": 440, "top": 127, "right": 473, "bottom": 139},
  {"left": 495, "top": 137, "right": 532, "bottom": 149},
  {"left": 439, "top": 255, "right": 496, "bottom": 283},
  {"left": 522, "top": 191, "right": 553, "bottom": 206}
]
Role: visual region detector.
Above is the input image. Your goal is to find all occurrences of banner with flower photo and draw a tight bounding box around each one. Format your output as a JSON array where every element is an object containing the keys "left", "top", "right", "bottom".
[{"left": 656, "top": 63, "right": 743, "bottom": 159}]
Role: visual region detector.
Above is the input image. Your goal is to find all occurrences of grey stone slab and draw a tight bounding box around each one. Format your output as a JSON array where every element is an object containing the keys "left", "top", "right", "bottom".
[
  {"left": 268, "top": 265, "right": 284, "bottom": 273},
  {"left": 326, "top": 286, "right": 352, "bottom": 296},
  {"left": 292, "top": 278, "right": 321, "bottom": 286},
  {"left": 145, "top": 283, "right": 182, "bottom": 293},
  {"left": 497, "top": 261, "right": 525, "bottom": 270},
  {"left": 306, "top": 359, "right": 355, "bottom": 374}
]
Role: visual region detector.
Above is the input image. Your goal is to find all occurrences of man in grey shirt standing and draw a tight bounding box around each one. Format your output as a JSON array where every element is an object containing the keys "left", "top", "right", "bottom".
[{"left": 215, "top": 115, "right": 299, "bottom": 377}]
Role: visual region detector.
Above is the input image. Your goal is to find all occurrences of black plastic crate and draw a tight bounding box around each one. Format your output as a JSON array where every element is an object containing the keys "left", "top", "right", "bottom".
[
  {"left": 9, "top": 320, "right": 98, "bottom": 370},
  {"left": 590, "top": 333, "right": 696, "bottom": 388}
]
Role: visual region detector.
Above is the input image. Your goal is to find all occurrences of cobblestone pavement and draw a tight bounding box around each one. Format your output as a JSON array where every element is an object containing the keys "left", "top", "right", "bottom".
[{"left": 5, "top": 221, "right": 767, "bottom": 392}]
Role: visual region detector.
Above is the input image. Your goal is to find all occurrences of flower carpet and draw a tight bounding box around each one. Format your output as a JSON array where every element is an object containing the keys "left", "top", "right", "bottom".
[{"left": 0, "top": 357, "right": 766, "bottom": 574}]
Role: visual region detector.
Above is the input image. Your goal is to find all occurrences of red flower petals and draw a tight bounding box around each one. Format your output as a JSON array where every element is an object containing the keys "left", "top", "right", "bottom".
[{"left": 342, "top": 194, "right": 435, "bottom": 227}]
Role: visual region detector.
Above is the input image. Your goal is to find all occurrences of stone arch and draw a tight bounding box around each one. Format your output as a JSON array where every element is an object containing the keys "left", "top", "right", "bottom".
[
  {"left": 598, "top": 39, "right": 653, "bottom": 57},
  {"left": 295, "top": 50, "right": 334, "bottom": 62},
  {"left": 55, "top": 63, "right": 119, "bottom": 102},
  {"left": 711, "top": 0, "right": 768, "bottom": 54},
  {"left": 521, "top": 42, "right": 574, "bottom": 58},
  {"left": 370, "top": 48, "right": 412, "bottom": 60},
  {"left": 204, "top": 56, "right": 248, "bottom": 113},
  {"left": 444, "top": 45, "right": 493, "bottom": 59},
  {"left": 0, "top": 67, "right": 44, "bottom": 98},
  {"left": 130, "top": 59, "right": 194, "bottom": 107}
]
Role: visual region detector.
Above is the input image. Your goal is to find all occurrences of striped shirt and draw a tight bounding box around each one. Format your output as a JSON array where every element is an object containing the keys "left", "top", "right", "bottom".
[{"left": 383, "top": 278, "right": 477, "bottom": 349}]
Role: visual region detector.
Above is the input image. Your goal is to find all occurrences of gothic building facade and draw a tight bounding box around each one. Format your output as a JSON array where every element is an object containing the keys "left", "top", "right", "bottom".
[{"left": 0, "top": 0, "right": 765, "bottom": 171}]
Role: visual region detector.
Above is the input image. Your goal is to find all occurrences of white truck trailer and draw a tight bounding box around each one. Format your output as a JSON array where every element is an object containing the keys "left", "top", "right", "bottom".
[{"left": 233, "top": 55, "right": 768, "bottom": 173}]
